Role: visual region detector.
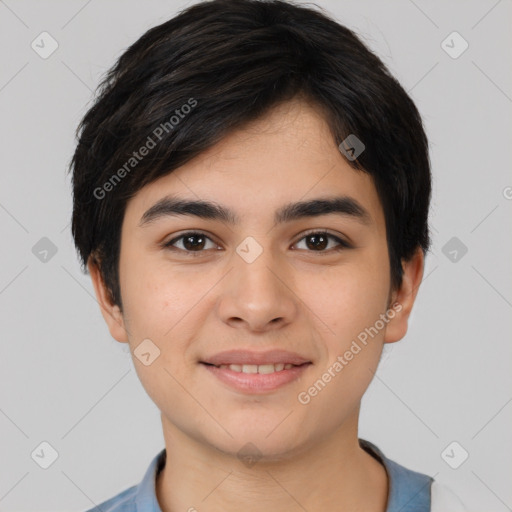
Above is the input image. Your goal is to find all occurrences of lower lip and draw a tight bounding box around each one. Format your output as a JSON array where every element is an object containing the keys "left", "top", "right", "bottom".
[{"left": 201, "top": 363, "right": 311, "bottom": 393}]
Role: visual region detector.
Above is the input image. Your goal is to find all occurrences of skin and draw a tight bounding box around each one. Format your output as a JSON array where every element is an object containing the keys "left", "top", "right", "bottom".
[{"left": 88, "top": 97, "right": 424, "bottom": 512}]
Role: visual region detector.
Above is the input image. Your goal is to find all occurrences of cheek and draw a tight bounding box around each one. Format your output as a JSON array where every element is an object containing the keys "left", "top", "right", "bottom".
[
  {"left": 120, "top": 261, "right": 201, "bottom": 413},
  {"left": 295, "top": 270, "right": 388, "bottom": 427},
  {"left": 120, "top": 256, "right": 196, "bottom": 337},
  {"left": 302, "top": 261, "right": 390, "bottom": 346}
]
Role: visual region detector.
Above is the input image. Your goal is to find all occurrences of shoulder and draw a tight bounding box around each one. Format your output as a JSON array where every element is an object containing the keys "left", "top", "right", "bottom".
[
  {"left": 82, "top": 449, "right": 166, "bottom": 512},
  {"left": 83, "top": 484, "right": 137, "bottom": 512},
  {"left": 431, "top": 481, "right": 468, "bottom": 512}
]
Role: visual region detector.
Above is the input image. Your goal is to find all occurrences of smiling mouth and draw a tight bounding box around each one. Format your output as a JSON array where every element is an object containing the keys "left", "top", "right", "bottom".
[{"left": 201, "top": 362, "right": 310, "bottom": 374}]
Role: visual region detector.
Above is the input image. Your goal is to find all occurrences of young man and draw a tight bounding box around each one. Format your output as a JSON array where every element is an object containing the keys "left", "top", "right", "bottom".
[{"left": 70, "top": 1, "right": 467, "bottom": 510}]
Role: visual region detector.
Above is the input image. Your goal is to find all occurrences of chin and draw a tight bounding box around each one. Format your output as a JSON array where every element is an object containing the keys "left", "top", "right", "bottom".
[{"left": 205, "top": 427, "right": 308, "bottom": 464}]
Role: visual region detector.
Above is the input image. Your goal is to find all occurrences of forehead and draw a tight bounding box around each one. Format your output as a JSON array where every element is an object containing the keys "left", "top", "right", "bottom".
[{"left": 123, "top": 98, "right": 385, "bottom": 232}]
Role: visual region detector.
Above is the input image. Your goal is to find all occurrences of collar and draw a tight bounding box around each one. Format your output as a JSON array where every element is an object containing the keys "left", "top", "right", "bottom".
[{"left": 360, "top": 439, "right": 433, "bottom": 511}]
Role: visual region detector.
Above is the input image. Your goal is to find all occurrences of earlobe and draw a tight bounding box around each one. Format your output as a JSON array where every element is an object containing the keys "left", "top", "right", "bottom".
[
  {"left": 383, "top": 247, "right": 425, "bottom": 344},
  {"left": 87, "top": 256, "right": 129, "bottom": 343}
]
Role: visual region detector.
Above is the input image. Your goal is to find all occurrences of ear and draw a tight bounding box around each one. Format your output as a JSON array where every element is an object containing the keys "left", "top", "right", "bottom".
[
  {"left": 87, "top": 256, "right": 129, "bottom": 343},
  {"left": 383, "top": 247, "right": 425, "bottom": 344}
]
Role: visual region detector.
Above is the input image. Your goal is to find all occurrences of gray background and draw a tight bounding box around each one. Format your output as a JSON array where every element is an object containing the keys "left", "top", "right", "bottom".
[{"left": 0, "top": 0, "right": 511, "bottom": 510}]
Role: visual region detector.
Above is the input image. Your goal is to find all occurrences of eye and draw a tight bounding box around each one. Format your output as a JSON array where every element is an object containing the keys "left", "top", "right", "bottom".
[
  {"left": 163, "top": 229, "right": 351, "bottom": 256},
  {"left": 163, "top": 231, "right": 219, "bottom": 254},
  {"left": 293, "top": 230, "right": 351, "bottom": 253}
]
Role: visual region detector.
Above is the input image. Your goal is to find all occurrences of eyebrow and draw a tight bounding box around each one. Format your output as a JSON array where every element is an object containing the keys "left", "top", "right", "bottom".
[{"left": 139, "top": 194, "right": 372, "bottom": 228}]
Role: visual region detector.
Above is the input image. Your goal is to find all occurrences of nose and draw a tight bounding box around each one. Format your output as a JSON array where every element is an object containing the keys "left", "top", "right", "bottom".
[{"left": 216, "top": 241, "right": 298, "bottom": 333}]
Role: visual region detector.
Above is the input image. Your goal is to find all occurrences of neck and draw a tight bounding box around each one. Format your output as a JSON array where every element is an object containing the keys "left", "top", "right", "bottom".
[{"left": 155, "top": 416, "right": 388, "bottom": 512}]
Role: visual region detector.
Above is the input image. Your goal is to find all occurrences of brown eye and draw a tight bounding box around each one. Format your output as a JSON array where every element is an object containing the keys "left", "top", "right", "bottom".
[
  {"left": 164, "top": 232, "right": 217, "bottom": 253},
  {"left": 163, "top": 230, "right": 351, "bottom": 256},
  {"left": 294, "top": 231, "right": 351, "bottom": 253}
]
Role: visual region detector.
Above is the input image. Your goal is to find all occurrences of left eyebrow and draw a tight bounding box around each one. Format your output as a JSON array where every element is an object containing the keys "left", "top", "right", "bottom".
[{"left": 138, "top": 194, "right": 372, "bottom": 227}]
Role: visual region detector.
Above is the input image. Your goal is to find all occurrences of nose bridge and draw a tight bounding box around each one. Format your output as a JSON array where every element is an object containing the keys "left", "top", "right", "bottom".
[
  {"left": 238, "top": 241, "right": 281, "bottom": 294},
  {"left": 218, "top": 235, "right": 297, "bottom": 330}
]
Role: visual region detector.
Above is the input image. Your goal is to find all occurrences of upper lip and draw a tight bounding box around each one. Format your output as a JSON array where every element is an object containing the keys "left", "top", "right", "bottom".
[{"left": 201, "top": 349, "right": 311, "bottom": 366}]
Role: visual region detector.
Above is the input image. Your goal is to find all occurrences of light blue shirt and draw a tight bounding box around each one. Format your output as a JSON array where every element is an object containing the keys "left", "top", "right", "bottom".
[{"left": 84, "top": 439, "right": 432, "bottom": 512}]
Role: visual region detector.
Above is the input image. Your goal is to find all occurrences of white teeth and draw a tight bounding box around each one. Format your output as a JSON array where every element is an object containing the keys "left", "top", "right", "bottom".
[
  {"left": 219, "top": 363, "right": 298, "bottom": 373},
  {"left": 257, "top": 364, "right": 276, "bottom": 374}
]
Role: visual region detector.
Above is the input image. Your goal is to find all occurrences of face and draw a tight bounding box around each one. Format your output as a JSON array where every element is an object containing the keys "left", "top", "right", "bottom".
[{"left": 90, "top": 98, "right": 423, "bottom": 460}]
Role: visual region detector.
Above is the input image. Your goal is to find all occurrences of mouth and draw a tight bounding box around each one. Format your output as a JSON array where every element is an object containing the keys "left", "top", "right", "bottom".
[
  {"left": 199, "top": 350, "right": 312, "bottom": 393},
  {"left": 201, "top": 362, "right": 308, "bottom": 374},
  {"left": 201, "top": 348, "right": 311, "bottom": 367}
]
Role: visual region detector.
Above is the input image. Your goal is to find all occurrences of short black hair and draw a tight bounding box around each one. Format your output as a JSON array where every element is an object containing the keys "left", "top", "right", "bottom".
[{"left": 69, "top": 0, "right": 431, "bottom": 310}]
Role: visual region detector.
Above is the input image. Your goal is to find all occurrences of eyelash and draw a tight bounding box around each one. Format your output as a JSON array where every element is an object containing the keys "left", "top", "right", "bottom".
[{"left": 163, "top": 230, "right": 352, "bottom": 256}]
